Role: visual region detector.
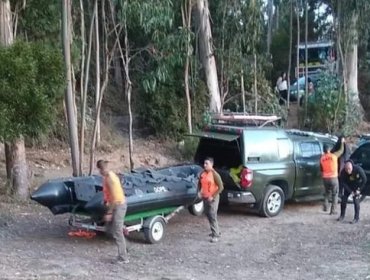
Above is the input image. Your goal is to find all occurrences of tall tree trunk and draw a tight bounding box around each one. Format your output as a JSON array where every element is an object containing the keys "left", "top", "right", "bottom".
[
  {"left": 94, "top": 3, "right": 101, "bottom": 147},
  {"left": 123, "top": 3, "right": 134, "bottom": 170},
  {"left": 296, "top": 0, "right": 301, "bottom": 127},
  {"left": 345, "top": 12, "right": 359, "bottom": 104},
  {"left": 241, "top": 70, "right": 246, "bottom": 114},
  {"left": 254, "top": 53, "right": 258, "bottom": 114},
  {"left": 304, "top": 0, "right": 308, "bottom": 124},
  {"left": 1, "top": 0, "right": 14, "bottom": 182},
  {"left": 80, "top": 0, "right": 96, "bottom": 174},
  {"left": 1, "top": 0, "right": 29, "bottom": 199},
  {"left": 89, "top": 0, "right": 118, "bottom": 174},
  {"left": 62, "top": 0, "right": 80, "bottom": 176},
  {"left": 79, "top": 0, "right": 86, "bottom": 174},
  {"left": 266, "top": 0, "right": 273, "bottom": 54},
  {"left": 182, "top": 0, "right": 192, "bottom": 133},
  {"left": 9, "top": 137, "right": 29, "bottom": 198},
  {"left": 287, "top": 0, "right": 293, "bottom": 110},
  {"left": 195, "top": 0, "right": 221, "bottom": 113},
  {"left": 0, "top": 0, "right": 13, "bottom": 44}
]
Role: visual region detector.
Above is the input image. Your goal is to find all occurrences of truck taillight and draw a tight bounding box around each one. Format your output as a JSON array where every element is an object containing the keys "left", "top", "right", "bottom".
[{"left": 240, "top": 167, "right": 253, "bottom": 189}]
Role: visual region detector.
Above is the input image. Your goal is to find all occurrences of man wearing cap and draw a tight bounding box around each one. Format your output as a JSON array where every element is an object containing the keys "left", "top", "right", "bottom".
[
  {"left": 338, "top": 160, "right": 367, "bottom": 224},
  {"left": 320, "top": 138, "right": 344, "bottom": 214}
]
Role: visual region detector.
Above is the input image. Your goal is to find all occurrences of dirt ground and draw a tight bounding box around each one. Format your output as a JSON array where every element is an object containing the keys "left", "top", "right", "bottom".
[
  {"left": 1, "top": 130, "right": 370, "bottom": 280},
  {"left": 1, "top": 198, "right": 370, "bottom": 280}
]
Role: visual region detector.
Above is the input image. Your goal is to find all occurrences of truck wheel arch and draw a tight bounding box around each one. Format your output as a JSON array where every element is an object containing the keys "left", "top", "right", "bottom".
[{"left": 268, "top": 180, "right": 291, "bottom": 200}]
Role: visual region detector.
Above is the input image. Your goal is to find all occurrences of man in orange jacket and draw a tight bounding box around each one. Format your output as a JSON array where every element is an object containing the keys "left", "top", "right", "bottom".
[
  {"left": 199, "top": 157, "right": 224, "bottom": 243},
  {"left": 97, "top": 160, "right": 129, "bottom": 264},
  {"left": 320, "top": 138, "right": 344, "bottom": 215}
]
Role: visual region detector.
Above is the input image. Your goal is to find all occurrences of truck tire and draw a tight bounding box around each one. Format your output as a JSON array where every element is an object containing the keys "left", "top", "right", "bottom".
[
  {"left": 259, "top": 185, "right": 285, "bottom": 217},
  {"left": 188, "top": 200, "right": 204, "bottom": 216}
]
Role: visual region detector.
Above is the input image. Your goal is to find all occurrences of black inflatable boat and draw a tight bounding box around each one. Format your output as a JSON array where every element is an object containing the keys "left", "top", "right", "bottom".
[{"left": 31, "top": 164, "right": 203, "bottom": 219}]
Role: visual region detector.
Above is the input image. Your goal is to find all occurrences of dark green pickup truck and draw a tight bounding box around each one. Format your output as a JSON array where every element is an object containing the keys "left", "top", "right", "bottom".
[{"left": 190, "top": 116, "right": 337, "bottom": 217}]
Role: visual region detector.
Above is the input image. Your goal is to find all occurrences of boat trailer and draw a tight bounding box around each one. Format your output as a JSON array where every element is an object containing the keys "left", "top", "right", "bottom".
[{"left": 69, "top": 205, "right": 185, "bottom": 244}]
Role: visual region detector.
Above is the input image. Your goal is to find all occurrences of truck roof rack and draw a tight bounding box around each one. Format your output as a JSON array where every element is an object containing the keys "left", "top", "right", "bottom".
[
  {"left": 210, "top": 113, "right": 281, "bottom": 128},
  {"left": 286, "top": 129, "right": 337, "bottom": 141}
]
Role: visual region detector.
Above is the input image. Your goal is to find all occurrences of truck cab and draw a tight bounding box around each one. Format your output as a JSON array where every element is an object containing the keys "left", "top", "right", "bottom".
[{"left": 191, "top": 114, "right": 337, "bottom": 217}]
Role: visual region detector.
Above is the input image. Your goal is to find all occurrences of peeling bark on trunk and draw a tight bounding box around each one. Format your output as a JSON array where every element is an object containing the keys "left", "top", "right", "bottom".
[
  {"left": 9, "top": 137, "right": 29, "bottom": 199},
  {"left": 346, "top": 44, "right": 358, "bottom": 102},
  {"left": 345, "top": 12, "right": 359, "bottom": 105},
  {"left": 195, "top": 0, "right": 221, "bottom": 113}
]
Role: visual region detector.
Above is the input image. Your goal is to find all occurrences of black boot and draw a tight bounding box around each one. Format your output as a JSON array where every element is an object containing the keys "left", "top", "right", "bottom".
[
  {"left": 337, "top": 215, "right": 344, "bottom": 222},
  {"left": 350, "top": 218, "right": 359, "bottom": 224}
]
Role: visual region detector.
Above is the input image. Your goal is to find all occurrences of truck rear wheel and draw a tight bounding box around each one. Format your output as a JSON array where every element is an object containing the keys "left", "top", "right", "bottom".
[{"left": 259, "top": 185, "right": 285, "bottom": 217}]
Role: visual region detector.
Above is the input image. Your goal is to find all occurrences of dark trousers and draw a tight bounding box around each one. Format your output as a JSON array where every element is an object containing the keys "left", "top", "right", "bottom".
[
  {"left": 203, "top": 195, "right": 220, "bottom": 238},
  {"left": 340, "top": 191, "right": 360, "bottom": 220},
  {"left": 323, "top": 177, "right": 339, "bottom": 213}
]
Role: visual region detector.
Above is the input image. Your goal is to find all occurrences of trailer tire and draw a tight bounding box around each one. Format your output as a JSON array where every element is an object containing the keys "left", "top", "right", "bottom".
[
  {"left": 188, "top": 200, "right": 204, "bottom": 216},
  {"left": 143, "top": 216, "right": 166, "bottom": 244}
]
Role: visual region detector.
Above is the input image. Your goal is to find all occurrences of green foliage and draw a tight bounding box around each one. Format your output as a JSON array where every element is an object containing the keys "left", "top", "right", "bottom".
[
  {"left": 305, "top": 72, "right": 344, "bottom": 133},
  {"left": 138, "top": 77, "right": 208, "bottom": 140},
  {"left": 179, "top": 137, "right": 199, "bottom": 161},
  {"left": 16, "top": 0, "right": 61, "bottom": 44},
  {"left": 0, "top": 41, "right": 64, "bottom": 141}
]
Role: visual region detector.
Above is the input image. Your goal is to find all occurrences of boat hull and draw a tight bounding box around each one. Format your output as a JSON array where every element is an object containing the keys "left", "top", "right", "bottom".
[{"left": 31, "top": 164, "right": 202, "bottom": 218}]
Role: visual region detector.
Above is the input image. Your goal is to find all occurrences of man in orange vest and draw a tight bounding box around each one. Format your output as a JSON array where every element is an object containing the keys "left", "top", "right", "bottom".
[
  {"left": 199, "top": 157, "right": 224, "bottom": 243},
  {"left": 97, "top": 160, "right": 129, "bottom": 264},
  {"left": 320, "top": 139, "right": 344, "bottom": 215}
]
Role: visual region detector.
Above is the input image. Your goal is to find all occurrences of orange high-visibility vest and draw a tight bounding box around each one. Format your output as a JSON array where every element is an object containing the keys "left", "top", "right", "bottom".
[
  {"left": 200, "top": 170, "right": 219, "bottom": 198},
  {"left": 103, "top": 171, "right": 125, "bottom": 204},
  {"left": 320, "top": 153, "right": 338, "bottom": 179}
]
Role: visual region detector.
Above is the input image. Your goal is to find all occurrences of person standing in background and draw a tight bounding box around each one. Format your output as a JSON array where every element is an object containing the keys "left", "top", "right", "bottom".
[{"left": 276, "top": 72, "right": 288, "bottom": 105}]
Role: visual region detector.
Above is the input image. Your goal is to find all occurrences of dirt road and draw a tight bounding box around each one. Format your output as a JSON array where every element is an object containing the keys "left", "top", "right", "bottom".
[{"left": 1, "top": 199, "right": 370, "bottom": 280}]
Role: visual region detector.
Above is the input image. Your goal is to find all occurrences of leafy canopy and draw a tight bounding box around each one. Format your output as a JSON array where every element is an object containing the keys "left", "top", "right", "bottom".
[{"left": 0, "top": 41, "right": 64, "bottom": 141}]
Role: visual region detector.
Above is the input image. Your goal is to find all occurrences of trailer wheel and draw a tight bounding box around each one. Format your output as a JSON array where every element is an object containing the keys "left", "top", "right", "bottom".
[
  {"left": 143, "top": 216, "right": 166, "bottom": 244},
  {"left": 188, "top": 200, "right": 204, "bottom": 216}
]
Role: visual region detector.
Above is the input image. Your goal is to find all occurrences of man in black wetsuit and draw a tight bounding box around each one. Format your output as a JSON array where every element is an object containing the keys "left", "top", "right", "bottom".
[{"left": 337, "top": 160, "right": 367, "bottom": 224}]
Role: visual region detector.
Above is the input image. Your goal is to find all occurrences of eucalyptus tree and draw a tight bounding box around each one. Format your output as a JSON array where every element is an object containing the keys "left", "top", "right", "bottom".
[
  {"left": 324, "top": 0, "right": 370, "bottom": 125},
  {"left": 195, "top": 0, "right": 221, "bottom": 113},
  {"left": 0, "top": 42, "right": 64, "bottom": 198},
  {"left": 210, "top": 0, "right": 265, "bottom": 113},
  {"left": 110, "top": 0, "right": 186, "bottom": 166},
  {"left": 0, "top": 0, "right": 29, "bottom": 198},
  {"left": 62, "top": 0, "right": 80, "bottom": 176}
]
